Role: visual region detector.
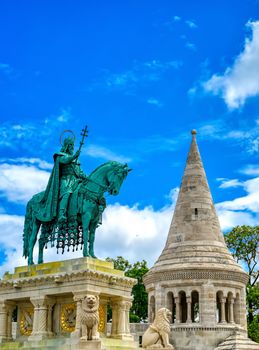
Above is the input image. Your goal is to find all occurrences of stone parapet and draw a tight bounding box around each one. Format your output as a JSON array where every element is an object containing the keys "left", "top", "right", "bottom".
[{"left": 144, "top": 268, "right": 248, "bottom": 287}]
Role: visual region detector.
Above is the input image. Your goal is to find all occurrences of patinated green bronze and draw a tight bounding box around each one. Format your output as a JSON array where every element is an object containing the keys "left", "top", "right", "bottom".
[{"left": 23, "top": 128, "right": 131, "bottom": 265}]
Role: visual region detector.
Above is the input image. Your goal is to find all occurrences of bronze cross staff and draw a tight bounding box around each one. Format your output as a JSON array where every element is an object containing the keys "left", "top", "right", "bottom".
[{"left": 78, "top": 125, "right": 88, "bottom": 152}]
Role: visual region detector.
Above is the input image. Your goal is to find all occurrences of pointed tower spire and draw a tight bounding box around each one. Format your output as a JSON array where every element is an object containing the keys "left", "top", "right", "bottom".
[
  {"left": 144, "top": 131, "right": 248, "bottom": 342},
  {"left": 165, "top": 129, "right": 224, "bottom": 247},
  {"left": 149, "top": 130, "right": 244, "bottom": 273}
]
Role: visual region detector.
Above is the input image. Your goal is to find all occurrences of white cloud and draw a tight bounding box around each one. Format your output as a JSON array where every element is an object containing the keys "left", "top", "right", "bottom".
[
  {"left": 0, "top": 108, "right": 72, "bottom": 152},
  {"left": 216, "top": 177, "right": 259, "bottom": 214},
  {"left": 217, "top": 209, "right": 257, "bottom": 231},
  {"left": 185, "top": 20, "right": 197, "bottom": 29},
  {"left": 147, "top": 98, "right": 163, "bottom": 107},
  {"left": 0, "top": 63, "right": 13, "bottom": 75},
  {"left": 56, "top": 108, "right": 71, "bottom": 123},
  {"left": 216, "top": 176, "right": 259, "bottom": 230},
  {"left": 185, "top": 42, "right": 196, "bottom": 51},
  {"left": 240, "top": 164, "right": 259, "bottom": 176},
  {"left": 0, "top": 191, "right": 176, "bottom": 275},
  {"left": 95, "top": 202, "right": 173, "bottom": 265},
  {"left": 91, "top": 60, "right": 182, "bottom": 92},
  {"left": 0, "top": 173, "right": 258, "bottom": 276},
  {"left": 173, "top": 16, "right": 181, "bottom": 22},
  {"left": 204, "top": 21, "right": 259, "bottom": 109},
  {"left": 0, "top": 214, "right": 26, "bottom": 276},
  {"left": 196, "top": 119, "right": 259, "bottom": 154},
  {"left": 217, "top": 178, "right": 244, "bottom": 189},
  {"left": 84, "top": 144, "right": 131, "bottom": 163},
  {"left": 0, "top": 163, "right": 49, "bottom": 203},
  {"left": 0, "top": 214, "right": 85, "bottom": 276},
  {"left": 0, "top": 157, "right": 53, "bottom": 170}
]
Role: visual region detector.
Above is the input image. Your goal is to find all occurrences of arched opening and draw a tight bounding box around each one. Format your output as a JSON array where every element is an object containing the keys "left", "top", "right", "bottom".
[
  {"left": 179, "top": 291, "right": 187, "bottom": 323},
  {"left": 216, "top": 291, "right": 223, "bottom": 323},
  {"left": 149, "top": 296, "right": 155, "bottom": 323},
  {"left": 191, "top": 291, "right": 199, "bottom": 323},
  {"left": 234, "top": 293, "right": 240, "bottom": 324},
  {"left": 166, "top": 292, "right": 175, "bottom": 323}
]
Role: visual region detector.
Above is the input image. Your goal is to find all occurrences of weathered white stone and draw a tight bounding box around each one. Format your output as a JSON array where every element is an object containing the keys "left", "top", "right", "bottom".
[{"left": 144, "top": 131, "right": 250, "bottom": 350}]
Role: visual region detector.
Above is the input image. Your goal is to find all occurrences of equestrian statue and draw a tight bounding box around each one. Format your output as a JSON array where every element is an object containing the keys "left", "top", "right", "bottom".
[{"left": 23, "top": 126, "right": 131, "bottom": 265}]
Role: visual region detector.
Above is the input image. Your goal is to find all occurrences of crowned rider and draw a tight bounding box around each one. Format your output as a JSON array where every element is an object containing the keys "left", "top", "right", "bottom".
[{"left": 36, "top": 134, "right": 87, "bottom": 223}]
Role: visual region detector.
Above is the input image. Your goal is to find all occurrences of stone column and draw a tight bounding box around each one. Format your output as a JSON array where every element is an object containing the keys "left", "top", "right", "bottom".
[
  {"left": 239, "top": 287, "right": 247, "bottom": 330},
  {"left": 155, "top": 284, "right": 163, "bottom": 311},
  {"left": 111, "top": 299, "right": 133, "bottom": 340},
  {"left": 148, "top": 295, "right": 155, "bottom": 323},
  {"left": 220, "top": 297, "right": 226, "bottom": 324},
  {"left": 5, "top": 302, "right": 16, "bottom": 341},
  {"left": 116, "top": 301, "right": 126, "bottom": 336},
  {"left": 186, "top": 297, "right": 192, "bottom": 323},
  {"left": 124, "top": 301, "right": 131, "bottom": 335},
  {"left": 29, "top": 297, "right": 51, "bottom": 340},
  {"left": 111, "top": 301, "right": 118, "bottom": 337},
  {"left": 46, "top": 301, "right": 55, "bottom": 336},
  {"left": 200, "top": 283, "right": 216, "bottom": 326},
  {"left": 71, "top": 294, "right": 83, "bottom": 339},
  {"left": 0, "top": 302, "right": 7, "bottom": 343},
  {"left": 175, "top": 297, "right": 180, "bottom": 324},
  {"left": 229, "top": 298, "right": 234, "bottom": 324}
]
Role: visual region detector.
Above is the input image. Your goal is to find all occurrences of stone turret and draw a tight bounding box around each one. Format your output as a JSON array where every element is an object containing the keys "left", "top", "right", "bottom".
[{"left": 143, "top": 131, "right": 255, "bottom": 350}]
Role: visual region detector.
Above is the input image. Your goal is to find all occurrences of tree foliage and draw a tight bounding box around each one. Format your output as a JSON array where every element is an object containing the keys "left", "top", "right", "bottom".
[
  {"left": 225, "top": 225, "right": 258, "bottom": 287},
  {"left": 106, "top": 256, "right": 149, "bottom": 322},
  {"left": 225, "top": 225, "right": 259, "bottom": 341}
]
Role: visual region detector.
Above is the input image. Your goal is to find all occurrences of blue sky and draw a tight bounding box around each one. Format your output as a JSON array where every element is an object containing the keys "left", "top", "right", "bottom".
[{"left": 0, "top": 1, "right": 259, "bottom": 272}]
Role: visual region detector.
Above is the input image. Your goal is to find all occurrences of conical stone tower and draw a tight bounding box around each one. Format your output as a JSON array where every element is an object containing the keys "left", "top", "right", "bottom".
[{"left": 144, "top": 131, "right": 253, "bottom": 350}]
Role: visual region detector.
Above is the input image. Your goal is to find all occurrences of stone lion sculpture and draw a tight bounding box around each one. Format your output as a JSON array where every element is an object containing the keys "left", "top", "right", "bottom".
[
  {"left": 80, "top": 294, "right": 100, "bottom": 341},
  {"left": 142, "top": 308, "right": 174, "bottom": 349}
]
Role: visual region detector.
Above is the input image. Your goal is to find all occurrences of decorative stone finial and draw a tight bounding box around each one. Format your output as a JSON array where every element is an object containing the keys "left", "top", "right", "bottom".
[{"left": 191, "top": 129, "right": 197, "bottom": 136}]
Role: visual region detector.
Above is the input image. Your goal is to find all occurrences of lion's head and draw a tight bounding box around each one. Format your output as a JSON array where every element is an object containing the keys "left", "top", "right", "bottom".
[
  {"left": 153, "top": 307, "right": 171, "bottom": 333},
  {"left": 82, "top": 294, "right": 99, "bottom": 311}
]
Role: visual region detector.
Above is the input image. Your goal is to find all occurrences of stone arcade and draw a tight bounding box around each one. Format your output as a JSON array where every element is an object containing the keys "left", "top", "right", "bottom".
[{"left": 144, "top": 130, "right": 259, "bottom": 350}]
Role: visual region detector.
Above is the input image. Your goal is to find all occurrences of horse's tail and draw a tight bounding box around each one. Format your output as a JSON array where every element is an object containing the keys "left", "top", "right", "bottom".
[{"left": 23, "top": 198, "right": 34, "bottom": 259}]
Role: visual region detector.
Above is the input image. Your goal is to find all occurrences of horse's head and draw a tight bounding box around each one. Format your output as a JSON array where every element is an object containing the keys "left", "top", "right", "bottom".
[{"left": 107, "top": 162, "right": 132, "bottom": 196}]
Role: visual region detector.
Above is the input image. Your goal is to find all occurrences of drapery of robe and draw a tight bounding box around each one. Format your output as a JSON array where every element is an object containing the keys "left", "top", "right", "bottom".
[{"left": 35, "top": 153, "right": 62, "bottom": 222}]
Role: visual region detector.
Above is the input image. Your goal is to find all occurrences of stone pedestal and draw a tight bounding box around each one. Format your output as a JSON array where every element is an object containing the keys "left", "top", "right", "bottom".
[
  {"left": 146, "top": 347, "right": 174, "bottom": 350},
  {"left": 78, "top": 339, "right": 102, "bottom": 350},
  {"left": 0, "top": 257, "right": 136, "bottom": 350}
]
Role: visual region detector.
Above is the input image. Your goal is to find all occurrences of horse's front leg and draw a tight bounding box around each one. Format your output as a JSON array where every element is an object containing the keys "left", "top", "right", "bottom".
[
  {"left": 28, "top": 219, "right": 41, "bottom": 265},
  {"left": 81, "top": 211, "right": 91, "bottom": 257},
  {"left": 89, "top": 219, "right": 98, "bottom": 259},
  {"left": 38, "top": 237, "right": 45, "bottom": 264}
]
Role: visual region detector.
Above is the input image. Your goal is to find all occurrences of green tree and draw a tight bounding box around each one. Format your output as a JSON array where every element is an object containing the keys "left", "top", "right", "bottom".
[
  {"left": 225, "top": 225, "right": 259, "bottom": 341},
  {"left": 106, "top": 256, "right": 131, "bottom": 272},
  {"left": 106, "top": 256, "right": 149, "bottom": 322}
]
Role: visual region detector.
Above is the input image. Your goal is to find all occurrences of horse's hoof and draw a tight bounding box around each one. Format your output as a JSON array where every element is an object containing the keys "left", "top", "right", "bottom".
[
  {"left": 83, "top": 252, "right": 90, "bottom": 257},
  {"left": 90, "top": 253, "right": 97, "bottom": 259}
]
